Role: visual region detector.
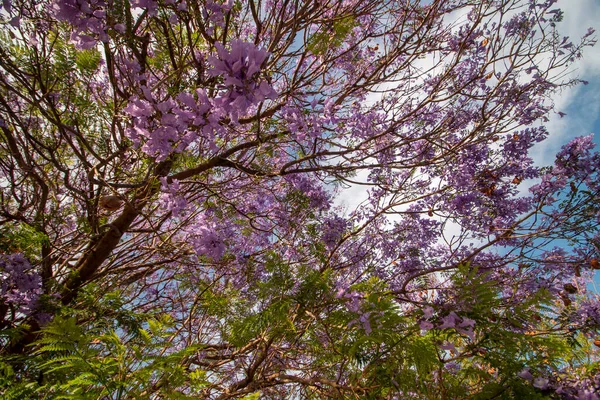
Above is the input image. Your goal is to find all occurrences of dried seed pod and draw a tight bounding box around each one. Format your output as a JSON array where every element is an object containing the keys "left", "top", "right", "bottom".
[
  {"left": 570, "top": 182, "right": 578, "bottom": 192},
  {"left": 99, "top": 195, "right": 123, "bottom": 211},
  {"left": 480, "top": 184, "right": 496, "bottom": 197},
  {"left": 563, "top": 283, "right": 578, "bottom": 294},
  {"left": 559, "top": 292, "right": 572, "bottom": 307}
]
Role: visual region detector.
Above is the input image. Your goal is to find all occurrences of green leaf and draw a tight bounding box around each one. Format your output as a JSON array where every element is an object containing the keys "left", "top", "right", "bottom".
[{"left": 75, "top": 49, "right": 101, "bottom": 74}]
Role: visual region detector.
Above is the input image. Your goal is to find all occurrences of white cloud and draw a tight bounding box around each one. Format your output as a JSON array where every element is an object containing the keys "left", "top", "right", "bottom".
[
  {"left": 532, "top": 0, "right": 600, "bottom": 166},
  {"left": 334, "top": 169, "right": 371, "bottom": 212},
  {"left": 336, "top": 0, "right": 600, "bottom": 226}
]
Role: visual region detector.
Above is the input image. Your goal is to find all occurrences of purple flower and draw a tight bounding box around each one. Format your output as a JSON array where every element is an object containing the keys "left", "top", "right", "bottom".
[
  {"left": 533, "top": 377, "right": 549, "bottom": 390},
  {"left": 440, "top": 342, "right": 456, "bottom": 352},
  {"left": 518, "top": 368, "right": 534, "bottom": 381},
  {"left": 438, "top": 312, "right": 459, "bottom": 329},
  {"left": 420, "top": 320, "right": 434, "bottom": 331},
  {"left": 0, "top": 254, "right": 42, "bottom": 318},
  {"left": 159, "top": 178, "right": 188, "bottom": 217},
  {"left": 286, "top": 174, "right": 331, "bottom": 210},
  {"left": 50, "top": 0, "right": 109, "bottom": 49},
  {"left": 187, "top": 215, "right": 227, "bottom": 261},
  {"left": 321, "top": 216, "right": 347, "bottom": 249},
  {"left": 208, "top": 40, "right": 277, "bottom": 119},
  {"left": 444, "top": 362, "right": 460, "bottom": 373},
  {"left": 192, "top": 227, "right": 226, "bottom": 261},
  {"left": 130, "top": 0, "right": 158, "bottom": 15},
  {"left": 422, "top": 306, "right": 434, "bottom": 319},
  {"left": 360, "top": 312, "right": 372, "bottom": 334}
]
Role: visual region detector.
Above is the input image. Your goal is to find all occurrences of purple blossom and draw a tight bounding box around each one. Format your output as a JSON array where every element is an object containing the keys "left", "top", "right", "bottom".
[
  {"left": 438, "top": 312, "right": 459, "bottom": 329},
  {"left": 518, "top": 368, "right": 534, "bottom": 381},
  {"left": 420, "top": 320, "right": 434, "bottom": 331},
  {"left": 3, "top": 0, "right": 600, "bottom": 395},
  {"left": 130, "top": 0, "right": 158, "bottom": 15},
  {"left": 422, "top": 306, "right": 434, "bottom": 319},
  {"left": 533, "top": 377, "right": 549, "bottom": 390},
  {"left": 339, "top": 290, "right": 363, "bottom": 313},
  {"left": 359, "top": 312, "right": 372, "bottom": 334},
  {"left": 204, "top": 0, "right": 233, "bottom": 27},
  {"left": 191, "top": 225, "right": 226, "bottom": 261},
  {"left": 321, "top": 216, "right": 347, "bottom": 249},
  {"left": 444, "top": 362, "right": 460, "bottom": 373},
  {"left": 504, "top": 13, "right": 533, "bottom": 38},
  {"left": 285, "top": 174, "right": 331, "bottom": 210},
  {"left": 1, "top": 0, "right": 12, "bottom": 13},
  {"left": 208, "top": 40, "right": 277, "bottom": 119},
  {"left": 458, "top": 317, "right": 475, "bottom": 329},
  {"left": 159, "top": 178, "right": 188, "bottom": 217},
  {"left": 50, "top": 0, "right": 109, "bottom": 49},
  {"left": 0, "top": 254, "right": 42, "bottom": 318},
  {"left": 439, "top": 342, "right": 456, "bottom": 352}
]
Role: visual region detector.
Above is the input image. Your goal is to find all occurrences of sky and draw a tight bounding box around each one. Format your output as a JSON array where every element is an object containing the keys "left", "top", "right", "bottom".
[
  {"left": 538, "top": 0, "right": 600, "bottom": 292},
  {"left": 334, "top": 0, "right": 600, "bottom": 289},
  {"left": 337, "top": 0, "right": 600, "bottom": 201},
  {"left": 534, "top": 0, "right": 600, "bottom": 165}
]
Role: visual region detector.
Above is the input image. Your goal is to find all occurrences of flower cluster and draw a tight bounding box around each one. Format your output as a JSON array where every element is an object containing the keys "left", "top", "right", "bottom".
[
  {"left": 3, "top": 0, "right": 600, "bottom": 397},
  {"left": 124, "top": 89, "right": 215, "bottom": 160},
  {"left": 419, "top": 308, "right": 476, "bottom": 340},
  {"left": 0, "top": 253, "right": 42, "bottom": 319},
  {"left": 208, "top": 40, "right": 277, "bottom": 120},
  {"left": 50, "top": 0, "right": 108, "bottom": 49},
  {"left": 285, "top": 174, "right": 331, "bottom": 210},
  {"left": 204, "top": 0, "right": 233, "bottom": 31},
  {"left": 519, "top": 367, "right": 600, "bottom": 399},
  {"left": 159, "top": 178, "right": 188, "bottom": 218},
  {"left": 187, "top": 216, "right": 226, "bottom": 261},
  {"left": 321, "top": 216, "right": 347, "bottom": 249}
]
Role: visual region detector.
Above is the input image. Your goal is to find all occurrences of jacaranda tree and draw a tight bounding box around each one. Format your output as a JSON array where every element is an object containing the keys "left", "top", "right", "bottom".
[{"left": 1, "top": 0, "right": 600, "bottom": 398}]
